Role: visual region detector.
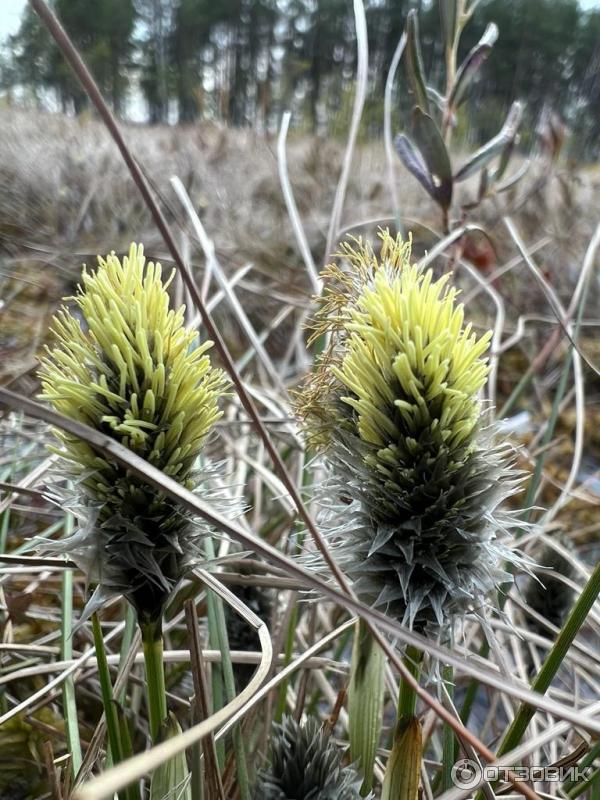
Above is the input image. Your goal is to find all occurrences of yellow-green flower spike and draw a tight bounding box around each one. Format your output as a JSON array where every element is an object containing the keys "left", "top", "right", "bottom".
[
  {"left": 299, "top": 229, "right": 524, "bottom": 632},
  {"left": 39, "top": 243, "right": 228, "bottom": 623}
]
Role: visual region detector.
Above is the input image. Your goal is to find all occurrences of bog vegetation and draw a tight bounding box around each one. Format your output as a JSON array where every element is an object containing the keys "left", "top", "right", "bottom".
[{"left": 0, "top": 1, "right": 599, "bottom": 800}]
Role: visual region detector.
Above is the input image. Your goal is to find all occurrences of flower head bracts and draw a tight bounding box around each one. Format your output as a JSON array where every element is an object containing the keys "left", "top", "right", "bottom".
[
  {"left": 39, "top": 243, "right": 228, "bottom": 622},
  {"left": 298, "top": 229, "right": 525, "bottom": 633},
  {"left": 254, "top": 716, "right": 371, "bottom": 800}
]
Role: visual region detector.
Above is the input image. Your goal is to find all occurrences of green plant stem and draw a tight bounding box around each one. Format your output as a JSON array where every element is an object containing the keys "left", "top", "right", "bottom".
[
  {"left": 397, "top": 645, "right": 422, "bottom": 722},
  {"left": 442, "top": 664, "right": 455, "bottom": 791},
  {"left": 140, "top": 618, "right": 168, "bottom": 742},
  {"left": 498, "top": 366, "right": 536, "bottom": 419},
  {"left": 61, "top": 540, "right": 82, "bottom": 777},
  {"left": 91, "top": 613, "right": 124, "bottom": 766},
  {"left": 459, "top": 641, "right": 489, "bottom": 725},
  {"left": 523, "top": 348, "right": 573, "bottom": 520},
  {"left": 348, "top": 619, "right": 386, "bottom": 797}
]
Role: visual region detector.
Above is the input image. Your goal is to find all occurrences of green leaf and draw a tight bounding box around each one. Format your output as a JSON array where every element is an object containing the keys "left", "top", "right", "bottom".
[
  {"left": 395, "top": 134, "right": 436, "bottom": 200},
  {"left": 411, "top": 106, "right": 453, "bottom": 209},
  {"left": 454, "top": 101, "right": 523, "bottom": 182},
  {"left": 348, "top": 619, "right": 386, "bottom": 797},
  {"left": 382, "top": 716, "right": 422, "bottom": 800},
  {"left": 493, "top": 126, "right": 518, "bottom": 183},
  {"left": 405, "top": 10, "right": 430, "bottom": 114},
  {"left": 150, "top": 714, "right": 192, "bottom": 800},
  {"left": 449, "top": 23, "right": 498, "bottom": 109}
]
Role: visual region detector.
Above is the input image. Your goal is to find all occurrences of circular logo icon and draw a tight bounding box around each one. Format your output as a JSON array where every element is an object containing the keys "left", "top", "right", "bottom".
[{"left": 451, "top": 758, "right": 482, "bottom": 790}]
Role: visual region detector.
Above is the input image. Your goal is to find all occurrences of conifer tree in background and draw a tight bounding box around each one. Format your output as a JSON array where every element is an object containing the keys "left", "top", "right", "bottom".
[
  {"left": 9, "top": 0, "right": 135, "bottom": 114},
  {"left": 4, "top": 0, "right": 600, "bottom": 157}
]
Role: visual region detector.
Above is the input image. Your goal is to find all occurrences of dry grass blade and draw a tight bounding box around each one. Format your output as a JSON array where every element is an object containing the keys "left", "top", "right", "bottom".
[
  {"left": 277, "top": 111, "right": 320, "bottom": 293},
  {"left": 170, "top": 176, "right": 285, "bottom": 392},
  {"left": 384, "top": 31, "right": 408, "bottom": 232},
  {"left": 325, "top": 0, "right": 369, "bottom": 260}
]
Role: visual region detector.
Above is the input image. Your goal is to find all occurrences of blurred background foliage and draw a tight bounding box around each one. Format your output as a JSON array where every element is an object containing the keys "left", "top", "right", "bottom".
[{"left": 0, "top": 0, "right": 599, "bottom": 158}]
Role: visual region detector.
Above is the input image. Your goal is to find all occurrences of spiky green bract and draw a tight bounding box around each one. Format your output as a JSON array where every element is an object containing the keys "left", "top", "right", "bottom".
[
  {"left": 39, "top": 243, "right": 228, "bottom": 623},
  {"left": 298, "top": 229, "right": 524, "bottom": 632},
  {"left": 255, "top": 716, "right": 371, "bottom": 800}
]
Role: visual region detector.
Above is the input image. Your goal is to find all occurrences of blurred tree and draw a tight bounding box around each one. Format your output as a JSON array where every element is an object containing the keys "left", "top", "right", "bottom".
[
  {"left": 570, "top": 8, "right": 600, "bottom": 158},
  {"left": 136, "top": 0, "right": 171, "bottom": 123},
  {"left": 2, "top": 0, "right": 599, "bottom": 157},
  {"left": 9, "top": 0, "right": 135, "bottom": 114},
  {"left": 7, "top": 7, "right": 54, "bottom": 107}
]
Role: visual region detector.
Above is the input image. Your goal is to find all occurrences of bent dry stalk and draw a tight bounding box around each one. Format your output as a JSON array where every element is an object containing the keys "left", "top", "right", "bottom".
[
  {"left": 298, "top": 229, "right": 529, "bottom": 794},
  {"left": 38, "top": 245, "right": 228, "bottom": 785}
]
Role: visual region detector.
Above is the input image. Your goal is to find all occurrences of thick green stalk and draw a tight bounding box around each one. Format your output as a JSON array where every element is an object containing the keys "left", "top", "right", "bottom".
[
  {"left": 523, "top": 348, "right": 573, "bottom": 520},
  {"left": 593, "top": 771, "right": 600, "bottom": 800},
  {"left": 204, "top": 592, "right": 225, "bottom": 768},
  {"left": 459, "top": 641, "right": 489, "bottom": 725},
  {"left": 140, "top": 618, "right": 168, "bottom": 742},
  {"left": 382, "top": 716, "right": 422, "bottom": 800},
  {"left": 568, "top": 768, "right": 600, "bottom": 800}
]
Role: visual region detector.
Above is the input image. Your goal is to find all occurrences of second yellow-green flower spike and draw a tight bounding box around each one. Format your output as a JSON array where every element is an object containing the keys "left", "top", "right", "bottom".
[{"left": 299, "top": 229, "right": 526, "bottom": 632}]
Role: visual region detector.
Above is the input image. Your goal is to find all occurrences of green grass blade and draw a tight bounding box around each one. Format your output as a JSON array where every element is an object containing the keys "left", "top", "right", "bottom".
[
  {"left": 91, "top": 613, "right": 128, "bottom": 799},
  {"left": 348, "top": 619, "right": 386, "bottom": 796},
  {"left": 61, "top": 515, "right": 82, "bottom": 777},
  {"left": 274, "top": 601, "right": 298, "bottom": 722}
]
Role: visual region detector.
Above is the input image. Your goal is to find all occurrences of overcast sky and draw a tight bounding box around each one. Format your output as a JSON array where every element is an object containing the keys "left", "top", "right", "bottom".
[
  {"left": 1, "top": 0, "right": 24, "bottom": 41},
  {"left": 1, "top": 0, "right": 600, "bottom": 42}
]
